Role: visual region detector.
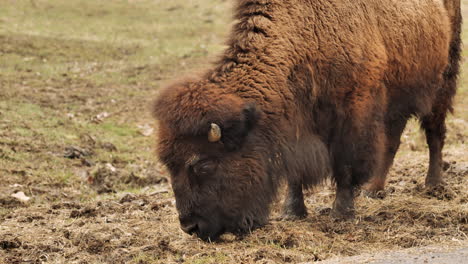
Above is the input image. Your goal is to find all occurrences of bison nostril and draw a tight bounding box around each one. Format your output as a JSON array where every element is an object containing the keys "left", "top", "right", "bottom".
[{"left": 181, "top": 223, "right": 198, "bottom": 234}]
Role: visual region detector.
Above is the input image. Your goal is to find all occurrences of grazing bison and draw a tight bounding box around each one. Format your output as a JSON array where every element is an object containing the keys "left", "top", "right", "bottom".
[{"left": 153, "top": 0, "right": 461, "bottom": 241}]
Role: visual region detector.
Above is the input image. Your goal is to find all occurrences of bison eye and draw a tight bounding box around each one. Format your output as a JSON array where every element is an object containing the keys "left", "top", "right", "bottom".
[{"left": 192, "top": 160, "right": 217, "bottom": 177}]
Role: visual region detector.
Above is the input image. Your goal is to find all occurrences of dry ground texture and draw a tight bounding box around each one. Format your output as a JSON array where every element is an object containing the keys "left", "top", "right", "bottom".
[{"left": 0, "top": 0, "right": 467, "bottom": 263}]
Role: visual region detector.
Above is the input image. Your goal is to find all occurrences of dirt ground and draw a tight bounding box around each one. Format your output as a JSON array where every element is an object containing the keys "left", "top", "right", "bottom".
[{"left": 0, "top": 1, "right": 467, "bottom": 263}]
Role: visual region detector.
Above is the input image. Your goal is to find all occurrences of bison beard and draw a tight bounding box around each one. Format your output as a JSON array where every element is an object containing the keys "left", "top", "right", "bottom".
[{"left": 153, "top": 0, "right": 461, "bottom": 241}]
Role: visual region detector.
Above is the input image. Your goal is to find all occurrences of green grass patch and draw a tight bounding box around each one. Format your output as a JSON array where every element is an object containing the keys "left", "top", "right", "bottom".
[{"left": 0, "top": 0, "right": 230, "bottom": 85}]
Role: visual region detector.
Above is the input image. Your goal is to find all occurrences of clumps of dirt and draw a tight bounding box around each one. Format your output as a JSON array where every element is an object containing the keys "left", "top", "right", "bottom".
[
  {"left": 119, "top": 193, "right": 137, "bottom": 203},
  {"left": 424, "top": 184, "right": 458, "bottom": 200},
  {"left": 63, "top": 146, "right": 92, "bottom": 159},
  {"left": 0, "top": 237, "right": 21, "bottom": 250},
  {"left": 277, "top": 234, "right": 299, "bottom": 249},
  {"left": 369, "top": 203, "right": 465, "bottom": 230},
  {"left": 254, "top": 228, "right": 302, "bottom": 249},
  {"left": 100, "top": 142, "right": 117, "bottom": 152},
  {"left": 87, "top": 163, "right": 118, "bottom": 194},
  {"left": 149, "top": 200, "right": 172, "bottom": 212},
  {"left": 124, "top": 170, "right": 168, "bottom": 186},
  {"left": 72, "top": 232, "right": 111, "bottom": 254},
  {"left": 117, "top": 193, "right": 149, "bottom": 207},
  {"left": 60, "top": 132, "right": 168, "bottom": 197},
  {"left": 18, "top": 214, "right": 45, "bottom": 223},
  {"left": 86, "top": 162, "right": 168, "bottom": 194},
  {"left": 251, "top": 248, "right": 297, "bottom": 263},
  {"left": 63, "top": 141, "right": 95, "bottom": 167},
  {"left": 70, "top": 206, "right": 98, "bottom": 218},
  {"left": 51, "top": 202, "right": 82, "bottom": 210},
  {"left": 0, "top": 192, "right": 180, "bottom": 263},
  {"left": 137, "top": 238, "right": 180, "bottom": 256},
  {"left": 0, "top": 196, "right": 26, "bottom": 209}
]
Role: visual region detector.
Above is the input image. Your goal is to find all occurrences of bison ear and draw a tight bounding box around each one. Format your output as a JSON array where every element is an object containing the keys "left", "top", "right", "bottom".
[{"left": 222, "top": 102, "right": 260, "bottom": 151}]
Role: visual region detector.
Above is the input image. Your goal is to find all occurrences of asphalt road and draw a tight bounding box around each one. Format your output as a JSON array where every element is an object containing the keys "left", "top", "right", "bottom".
[{"left": 313, "top": 245, "right": 468, "bottom": 264}]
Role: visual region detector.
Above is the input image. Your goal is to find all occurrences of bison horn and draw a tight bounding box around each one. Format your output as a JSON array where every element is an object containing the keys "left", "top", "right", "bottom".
[{"left": 208, "top": 123, "right": 221, "bottom": 142}]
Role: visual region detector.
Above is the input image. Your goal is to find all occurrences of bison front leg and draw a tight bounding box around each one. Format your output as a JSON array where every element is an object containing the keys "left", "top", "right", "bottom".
[
  {"left": 331, "top": 166, "right": 356, "bottom": 219},
  {"left": 281, "top": 182, "right": 307, "bottom": 220},
  {"left": 331, "top": 117, "right": 386, "bottom": 219},
  {"left": 365, "top": 116, "right": 408, "bottom": 197}
]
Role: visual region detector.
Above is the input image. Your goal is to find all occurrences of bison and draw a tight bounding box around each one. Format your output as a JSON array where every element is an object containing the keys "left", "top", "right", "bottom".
[{"left": 153, "top": 0, "right": 462, "bottom": 241}]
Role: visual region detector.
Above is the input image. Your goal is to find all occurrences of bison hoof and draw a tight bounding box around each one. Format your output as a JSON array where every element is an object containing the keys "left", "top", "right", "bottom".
[
  {"left": 330, "top": 207, "right": 355, "bottom": 220},
  {"left": 425, "top": 178, "right": 445, "bottom": 188},
  {"left": 279, "top": 212, "right": 307, "bottom": 221},
  {"left": 279, "top": 208, "right": 307, "bottom": 221}
]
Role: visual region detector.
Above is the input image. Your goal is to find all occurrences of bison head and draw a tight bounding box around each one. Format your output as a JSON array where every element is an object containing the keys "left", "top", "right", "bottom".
[{"left": 153, "top": 81, "right": 277, "bottom": 241}]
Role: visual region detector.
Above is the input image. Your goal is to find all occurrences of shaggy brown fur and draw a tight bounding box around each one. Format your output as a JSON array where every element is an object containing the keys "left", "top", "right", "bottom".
[{"left": 153, "top": 0, "right": 462, "bottom": 241}]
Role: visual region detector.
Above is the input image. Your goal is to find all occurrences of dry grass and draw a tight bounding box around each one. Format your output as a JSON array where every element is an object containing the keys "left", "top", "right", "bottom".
[
  {"left": 0, "top": 0, "right": 467, "bottom": 263},
  {"left": 1, "top": 152, "right": 466, "bottom": 263}
]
